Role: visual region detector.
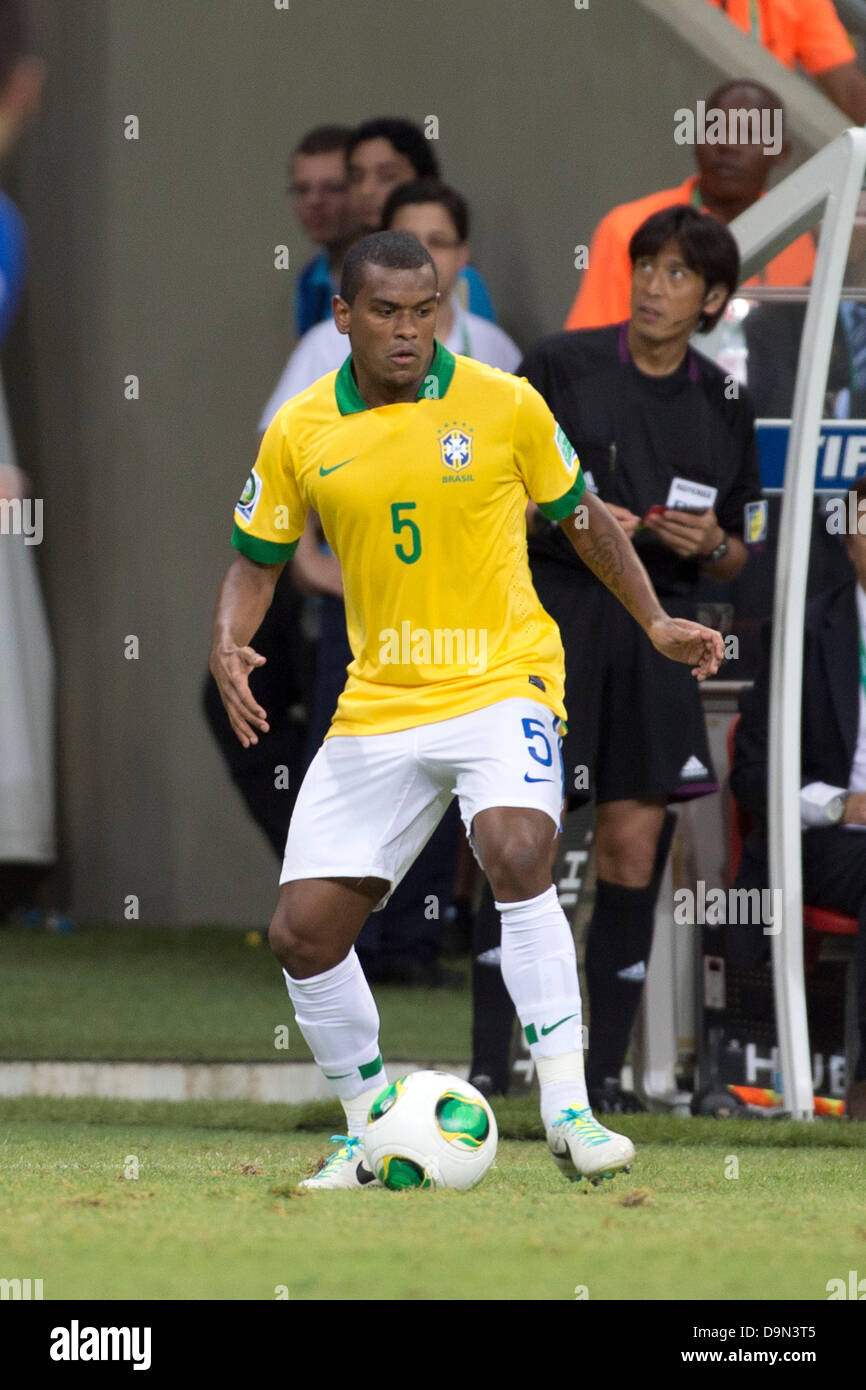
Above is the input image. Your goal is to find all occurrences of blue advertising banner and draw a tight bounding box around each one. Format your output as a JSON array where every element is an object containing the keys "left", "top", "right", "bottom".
[{"left": 757, "top": 420, "right": 866, "bottom": 492}]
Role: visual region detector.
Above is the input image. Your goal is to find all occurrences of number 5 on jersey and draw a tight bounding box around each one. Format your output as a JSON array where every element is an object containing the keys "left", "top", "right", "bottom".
[{"left": 391, "top": 501, "right": 422, "bottom": 565}]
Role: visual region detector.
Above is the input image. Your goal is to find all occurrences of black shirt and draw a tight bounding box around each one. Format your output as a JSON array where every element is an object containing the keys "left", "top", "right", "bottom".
[{"left": 521, "top": 323, "right": 762, "bottom": 597}]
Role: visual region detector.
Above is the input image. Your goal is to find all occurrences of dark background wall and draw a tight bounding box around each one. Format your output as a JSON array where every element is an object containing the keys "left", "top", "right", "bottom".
[{"left": 7, "top": 0, "right": 801, "bottom": 924}]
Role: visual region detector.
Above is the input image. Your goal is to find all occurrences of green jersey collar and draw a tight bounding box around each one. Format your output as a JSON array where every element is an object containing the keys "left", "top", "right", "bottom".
[{"left": 335, "top": 339, "right": 455, "bottom": 415}]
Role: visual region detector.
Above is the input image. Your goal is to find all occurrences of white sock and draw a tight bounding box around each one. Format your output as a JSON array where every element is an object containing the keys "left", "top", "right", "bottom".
[
  {"left": 497, "top": 885, "right": 589, "bottom": 1124},
  {"left": 341, "top": 1087, "right": 385, "bottom": 1140},
  {"left": 282, "top": 948, "right": 387, "bottom": 1104},
  {"left": 536, "top": 1053, "right": 590, "bottom": 1129}
]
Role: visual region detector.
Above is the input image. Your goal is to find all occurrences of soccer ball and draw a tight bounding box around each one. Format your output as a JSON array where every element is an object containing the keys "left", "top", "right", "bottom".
[{"left": 364, "top": 1071, "right": 498, "bottom": 1190}]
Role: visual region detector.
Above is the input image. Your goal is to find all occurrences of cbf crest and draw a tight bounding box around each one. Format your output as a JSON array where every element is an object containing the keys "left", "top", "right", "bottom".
[{"left": 438, "top": 421, "right": 474, "bottom": 473}]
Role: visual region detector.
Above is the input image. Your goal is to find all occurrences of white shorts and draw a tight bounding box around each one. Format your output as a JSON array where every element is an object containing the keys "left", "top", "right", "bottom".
[{"left": 280, "top": 697, "right": 565, "bottom": 908}]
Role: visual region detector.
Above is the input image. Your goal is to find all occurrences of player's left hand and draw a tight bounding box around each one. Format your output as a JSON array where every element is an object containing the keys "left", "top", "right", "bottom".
[
  {"left": 647, "top": 615, "right": 724, "bottom": 681},
  {"left": 644, "top": 507, "right": 722, "bottom": 559}
]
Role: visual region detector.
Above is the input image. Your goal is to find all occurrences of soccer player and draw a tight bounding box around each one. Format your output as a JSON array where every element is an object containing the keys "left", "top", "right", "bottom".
[
  {"left": 209, "top": 231, "right": 723, "bottom": 1188},
  {"left": 255, "top": 182, "right": 519, "bottom": 987}
]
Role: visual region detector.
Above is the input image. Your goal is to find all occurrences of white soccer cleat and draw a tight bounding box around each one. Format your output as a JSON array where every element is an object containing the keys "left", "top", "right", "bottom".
[
  {"left": 298, "top": 1134, "right": 381, "bottom": 1190},
  {"left": 546, "top": 1106, "right": 635, "bottom": 1185}
]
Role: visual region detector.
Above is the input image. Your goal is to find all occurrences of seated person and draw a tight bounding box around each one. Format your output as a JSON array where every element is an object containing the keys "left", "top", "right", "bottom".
[{"left": 732, "top": 474, "right": 866, "bottom": 1119}]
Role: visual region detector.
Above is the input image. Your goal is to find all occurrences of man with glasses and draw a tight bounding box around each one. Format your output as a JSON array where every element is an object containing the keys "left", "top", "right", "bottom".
[{"left": 289, "top": 125, "right": 357, "bottom": 338}]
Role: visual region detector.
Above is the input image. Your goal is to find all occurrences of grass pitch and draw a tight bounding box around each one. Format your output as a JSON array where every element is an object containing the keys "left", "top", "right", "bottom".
[{"left": 1, "top": 1096, "right": 864, "bottom": 1301}]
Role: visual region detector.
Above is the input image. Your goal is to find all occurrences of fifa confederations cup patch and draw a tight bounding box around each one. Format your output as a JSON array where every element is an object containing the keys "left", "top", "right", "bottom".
[
  {"left": 235, "top": 468, "right": 263, "bottom": 523},
  {"left": 745, "top": 499, "right": 768, "bottom": 546}
]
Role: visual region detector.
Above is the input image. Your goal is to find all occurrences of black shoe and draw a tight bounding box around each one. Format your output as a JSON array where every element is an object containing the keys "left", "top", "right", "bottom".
[{"left": 587, "top": 1078, "right": 646, "bottom": 1115}]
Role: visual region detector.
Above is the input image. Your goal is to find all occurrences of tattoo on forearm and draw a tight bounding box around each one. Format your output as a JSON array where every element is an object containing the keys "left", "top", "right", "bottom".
[
  {"left": 580, "top": 533, "right": 631, "bottom": 607},
  {"left": 573, "top": 523, "right": 664, "bottom": 632}
]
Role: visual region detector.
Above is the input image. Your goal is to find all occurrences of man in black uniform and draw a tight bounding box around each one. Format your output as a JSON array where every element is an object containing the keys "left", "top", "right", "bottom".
[{"left": 470, "top": 206, "right": 763, "bottom": 1108}]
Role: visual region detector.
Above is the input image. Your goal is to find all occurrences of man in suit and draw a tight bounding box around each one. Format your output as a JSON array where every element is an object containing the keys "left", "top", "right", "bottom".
[{"left": 732, "top": 476, "right": 866, "bottom": 1119}]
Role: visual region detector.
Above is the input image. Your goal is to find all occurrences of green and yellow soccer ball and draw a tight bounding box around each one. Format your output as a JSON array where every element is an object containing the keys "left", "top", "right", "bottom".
[{"left": 364, "top": 1071, "right": 498, "bottom": 1190}]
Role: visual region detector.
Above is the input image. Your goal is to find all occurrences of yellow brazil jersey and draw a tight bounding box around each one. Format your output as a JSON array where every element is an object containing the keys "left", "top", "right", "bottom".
[{"left": 231, "top": 341, "right": 585, "bottom": 737}]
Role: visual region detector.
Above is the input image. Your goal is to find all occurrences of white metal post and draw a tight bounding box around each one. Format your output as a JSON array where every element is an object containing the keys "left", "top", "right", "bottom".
[{"left": 729, "top": 131, "right": 866, "bottom": 1116}]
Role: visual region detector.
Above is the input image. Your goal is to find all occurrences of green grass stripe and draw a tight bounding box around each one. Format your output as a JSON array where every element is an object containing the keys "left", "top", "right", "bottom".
[
  {"left": 0, "top": 926, "right": 471, "bottom": 1061},
  {"left": 1, "top": 1095, "right": 864, "bottom": 1148}
]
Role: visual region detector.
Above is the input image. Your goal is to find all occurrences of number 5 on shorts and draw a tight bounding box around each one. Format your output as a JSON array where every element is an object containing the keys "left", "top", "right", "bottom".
[{"left": 522, "top": 716, "right": 552, "bottom": 766}]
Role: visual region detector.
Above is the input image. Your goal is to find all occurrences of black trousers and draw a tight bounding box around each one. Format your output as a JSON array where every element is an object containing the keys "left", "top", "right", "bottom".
[
  {"left": 802, "top": 826, "right": 866, "bottom": 1081},
  {"left": 203, "top": 567, "right": 312, "bottom": 858},
  {"left": 732, "top": 825, "right": 866, "bottom": 1081}
]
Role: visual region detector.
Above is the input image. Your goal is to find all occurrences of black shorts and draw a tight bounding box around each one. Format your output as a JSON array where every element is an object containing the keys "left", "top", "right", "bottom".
[{"left": 530, "top": 554, "right": 717, "bottom": 806}]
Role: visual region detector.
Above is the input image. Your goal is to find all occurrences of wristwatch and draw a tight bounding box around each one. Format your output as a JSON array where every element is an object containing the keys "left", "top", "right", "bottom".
[
  {"left": 704, "top": 534, "right": 730, "bottom": 564},
  {"left": 827, "top": 792, "right": 849, "bottom": 826}
]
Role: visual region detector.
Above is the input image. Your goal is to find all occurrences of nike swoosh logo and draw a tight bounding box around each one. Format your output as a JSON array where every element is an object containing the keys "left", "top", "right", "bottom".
[
  {"left": 323, "top": 1071, "right": 354, "bottom": 1080},
  {"left": 524, "top": 774, "right": 555, "bottom": 783},
  {"left": 319, "top": 457, "right": 355, "bottom": 477},
  {"left": 540, "top": 1013, "right": 578, "bottom": 1036}
]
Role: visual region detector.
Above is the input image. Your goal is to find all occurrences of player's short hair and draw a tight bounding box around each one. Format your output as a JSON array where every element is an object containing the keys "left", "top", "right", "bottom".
[
  {"left": 381, "top": 179, "right": 469, "bottom": 244},
  {"left": 628, "top": 205, "right": 740, "bottom": 333},
  {"left": 291, "top": 124, "right": 352, "bottom": 160},
  {"left": 339, "top": 230, "right": 437, "bottom": 304},
  {"left": 347, "top": 118, "right": 440, "bottom": 180}
]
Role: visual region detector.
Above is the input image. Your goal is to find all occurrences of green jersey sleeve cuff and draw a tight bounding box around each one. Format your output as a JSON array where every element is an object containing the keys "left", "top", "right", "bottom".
[
  {"left": 536, "top": 469, "right": 586, "bottom": 521},
  {"left": 231, "top": 523, "right": 298, "bottom": 564}
]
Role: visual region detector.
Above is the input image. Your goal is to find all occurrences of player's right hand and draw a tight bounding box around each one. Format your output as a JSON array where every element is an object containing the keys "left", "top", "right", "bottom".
[
  {"left": 209, "top": 643, "right": 269, "bottom": 747},
  {"left": 647, "top": 616, "right": 724, "bottom": 681}
]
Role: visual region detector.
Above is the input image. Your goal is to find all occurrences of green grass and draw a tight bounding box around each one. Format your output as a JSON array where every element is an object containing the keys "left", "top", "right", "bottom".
[
  {"left": 1, "top": 1096, "right": 864, "bottom": 1300},
  {"left": 0, "top": 927, "right": 470, "bottom": 1061}
]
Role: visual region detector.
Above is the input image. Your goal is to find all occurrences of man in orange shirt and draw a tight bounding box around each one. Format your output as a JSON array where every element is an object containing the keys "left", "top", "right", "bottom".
[
  {"left": 565, "top": 79, "right": 814, "bottom": 332},
  {"left": 707, "top": 0, "right": 866, "bottom": 123}
]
